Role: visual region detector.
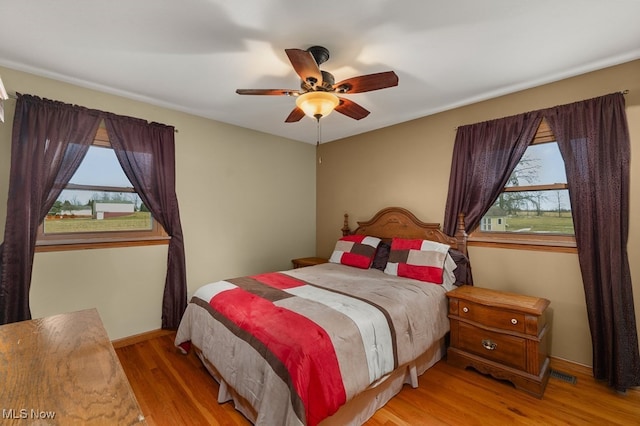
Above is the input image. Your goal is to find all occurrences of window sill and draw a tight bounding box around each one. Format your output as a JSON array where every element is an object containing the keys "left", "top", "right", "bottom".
[
  {"left": 468, "top": 235, "right": 577, "bottom": 254},
  {"left": 35, "top": 236, "right": 170, "bottom": 252}
]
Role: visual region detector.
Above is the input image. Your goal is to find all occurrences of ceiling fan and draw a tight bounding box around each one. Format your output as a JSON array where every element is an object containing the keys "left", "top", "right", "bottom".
[{"left": 236, "top": 45, "right": 399, "bottom": 123}]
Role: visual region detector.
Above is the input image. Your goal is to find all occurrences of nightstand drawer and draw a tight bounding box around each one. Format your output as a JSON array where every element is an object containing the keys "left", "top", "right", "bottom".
[
  {"left": 457, "top": 300, "right": 526, "bottom": 334},
  {"left": 457, "top": 321, "right": 527, "bottom": 371}
]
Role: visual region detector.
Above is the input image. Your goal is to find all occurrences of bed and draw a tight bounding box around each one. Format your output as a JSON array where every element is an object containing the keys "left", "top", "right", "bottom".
[{"left": 175, "top": 207, "right": 469, "bottom": 425}]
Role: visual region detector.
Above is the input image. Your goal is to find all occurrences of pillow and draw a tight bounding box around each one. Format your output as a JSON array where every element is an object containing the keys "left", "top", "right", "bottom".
[
  {"left": 371, "top": 240, "right": 391, "bottom": 271},
  {"left": 329, "top": 235, "right": 381, "bottom": 269},
  {"left": 384, "top": 237, "right": 450, "bottom": 284},
  {"left": 441, "top": 253, "right": 458, "bottom": 292},
  {"left": 448, "top": 248, "right": 473, "bottom": 286}
]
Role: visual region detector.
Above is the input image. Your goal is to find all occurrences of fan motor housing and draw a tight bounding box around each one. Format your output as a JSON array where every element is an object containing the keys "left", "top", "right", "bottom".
[{"left": 320, "top": 71, "right": 335, "bottom": 90}]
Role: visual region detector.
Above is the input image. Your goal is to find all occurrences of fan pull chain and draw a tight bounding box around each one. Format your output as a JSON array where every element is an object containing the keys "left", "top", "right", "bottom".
[{"left": 316, "top": 116, "right": 322, "bottom": 164}]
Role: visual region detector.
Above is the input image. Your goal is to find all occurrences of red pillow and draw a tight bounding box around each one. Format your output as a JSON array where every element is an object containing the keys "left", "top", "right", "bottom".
[
  {"left": 384, "top": 237, "right": 450, "bottom": 284},
  {"left": 329, "top": 235, "right": 382, "bottom": 269}
]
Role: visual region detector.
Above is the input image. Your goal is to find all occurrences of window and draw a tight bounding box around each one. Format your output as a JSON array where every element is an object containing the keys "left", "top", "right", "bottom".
[
  {"left": 470, "top": 119, "right": 576, "bottom": 252},
  {"left": 36, "top": 126, "right": 168, "bottom": 251}
]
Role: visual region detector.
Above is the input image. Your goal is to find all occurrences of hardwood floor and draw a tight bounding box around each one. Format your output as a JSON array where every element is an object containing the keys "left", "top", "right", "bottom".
[{"left": 115, "top": 332, "right": 640, "bottom": 425}]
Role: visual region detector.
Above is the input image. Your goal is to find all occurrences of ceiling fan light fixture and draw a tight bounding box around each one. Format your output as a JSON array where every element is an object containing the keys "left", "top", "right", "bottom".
[{"left": 295, "top": 91, "right": 339, "bottom": 120}]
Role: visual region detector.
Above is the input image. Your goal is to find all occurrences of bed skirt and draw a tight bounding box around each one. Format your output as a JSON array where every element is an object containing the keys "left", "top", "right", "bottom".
[{"left": 193, "top": 337, "right": 446, "bottom": 425}]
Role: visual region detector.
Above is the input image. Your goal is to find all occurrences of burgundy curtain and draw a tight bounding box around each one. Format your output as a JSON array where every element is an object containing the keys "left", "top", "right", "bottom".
[
  {"left": 443, "top": 112, "right": 541, "bottom": 235},
  {"left": 0, "top": 95, "right": 101, "bottom": 324},
  {"left": 104, "top": 115, "right": 186, "bottom": 329},
  {"left": 544, "top": 93, "right": 640, "bottom": 391}
]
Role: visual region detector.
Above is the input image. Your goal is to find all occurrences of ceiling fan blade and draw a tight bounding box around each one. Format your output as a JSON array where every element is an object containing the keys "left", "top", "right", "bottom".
[
  {"left": 334, "top": 71, "right": 399, "bottom": 94},
  {"left": 285, "top": 107, "right": 306, "bottom": 123},
  {"left": 285, "top": 48, "right": 322, "bottom": 86},
  {"left": 335, "top": 98, "right": 370, "bottom": 120},
  {"left": 236, "top": 89, "right": 297, "bottom": 96}
]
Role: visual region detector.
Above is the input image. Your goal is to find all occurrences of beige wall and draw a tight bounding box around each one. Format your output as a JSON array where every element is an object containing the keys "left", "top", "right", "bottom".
[
  {"left": 317, "top": 60, "right": 640, "bottom": 367},
  {"left": 0, "top": 66, "right": 317, "bottom": 340}
]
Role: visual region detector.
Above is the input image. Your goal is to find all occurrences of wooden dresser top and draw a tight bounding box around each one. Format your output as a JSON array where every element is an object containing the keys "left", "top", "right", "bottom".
[
  {"left": 0, "top": 308, "right": 145, "bottom": 424},
  {"left": 447, "top": 285, "right": 550, "bottom": 315}
]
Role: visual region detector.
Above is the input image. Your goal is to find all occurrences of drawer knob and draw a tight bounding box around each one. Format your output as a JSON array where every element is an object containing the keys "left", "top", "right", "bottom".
[
  {"left": 482, "top": 339, "right": 497, "bottom": 351},
  {"left": 462, "top": 307, "right": 469, "bottom": 313},
  {"left": 511, "top": 318, "right": 518, "bottom": 325}
]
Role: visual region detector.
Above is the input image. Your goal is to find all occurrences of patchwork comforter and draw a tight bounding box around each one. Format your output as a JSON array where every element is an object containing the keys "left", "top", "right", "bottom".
[{"left": 175, "top": 262, "right": 450, "bottom": 426}]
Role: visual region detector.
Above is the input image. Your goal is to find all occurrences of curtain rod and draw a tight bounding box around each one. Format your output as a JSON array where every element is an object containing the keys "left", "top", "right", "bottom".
[
  {"left": 2, "top": 90, "right": 179, "bottom": 133},
  {"left": 453, "top": 89, "right": 630, "bottom": 131}
]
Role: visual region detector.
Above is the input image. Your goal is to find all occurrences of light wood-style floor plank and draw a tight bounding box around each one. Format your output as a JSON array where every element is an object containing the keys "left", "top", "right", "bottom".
[{"left": 115, "top": 333, "right": 640, "bottom": 425}]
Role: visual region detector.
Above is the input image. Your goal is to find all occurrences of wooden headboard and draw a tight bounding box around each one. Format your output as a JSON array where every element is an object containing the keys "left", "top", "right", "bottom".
[{"left": 341, "top": 207, "right": 467, "bottom": 254}]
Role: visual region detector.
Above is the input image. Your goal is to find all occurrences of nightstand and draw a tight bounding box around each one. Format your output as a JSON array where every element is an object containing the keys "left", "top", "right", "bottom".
[
  {"left": 446, "top": 286, "right": 551, "bottom": 398},
  {"left": 291, "top": 257, "right": 328, "bottom": 269}
]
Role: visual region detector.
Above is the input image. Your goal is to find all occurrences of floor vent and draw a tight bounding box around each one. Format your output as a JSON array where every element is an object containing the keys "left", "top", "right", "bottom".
[{"left": 550, "top": 369, "right": 577, "bottom": 385}]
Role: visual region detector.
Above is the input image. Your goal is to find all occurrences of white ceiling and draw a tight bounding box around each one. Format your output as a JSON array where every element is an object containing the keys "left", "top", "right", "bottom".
[{"left": 1, "top": 0, "right": 639, "bottom": 144}]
